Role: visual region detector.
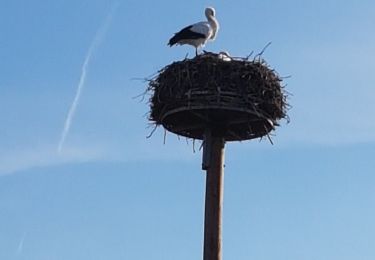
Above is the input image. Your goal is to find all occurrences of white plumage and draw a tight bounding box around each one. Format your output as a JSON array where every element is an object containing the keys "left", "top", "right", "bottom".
[{"left": 168, "top": 7, "right": 219, "bottom": 56}]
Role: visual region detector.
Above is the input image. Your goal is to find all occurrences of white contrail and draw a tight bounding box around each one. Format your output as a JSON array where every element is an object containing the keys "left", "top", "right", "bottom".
[
  {"left": 16, "top": 232, "right": 27, "bottom": 256},
  {"left": 58, "top": 2, "right": 119, "bottom": 153}
]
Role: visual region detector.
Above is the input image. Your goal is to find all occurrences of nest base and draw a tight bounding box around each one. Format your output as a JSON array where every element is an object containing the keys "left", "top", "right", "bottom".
[{"left": 162, "top": 105, "right": 274, "bottom": 141}]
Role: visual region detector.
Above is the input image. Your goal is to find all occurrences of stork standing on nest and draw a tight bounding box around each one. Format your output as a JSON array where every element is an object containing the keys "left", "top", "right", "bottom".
[{"left": 168, "top": 7, "right": 219, "bottom": 56}]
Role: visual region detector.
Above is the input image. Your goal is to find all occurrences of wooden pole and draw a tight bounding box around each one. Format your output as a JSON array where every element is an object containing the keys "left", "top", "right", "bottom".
[{"left": 203, "top": 134, "right": 225, "bottom": 260}]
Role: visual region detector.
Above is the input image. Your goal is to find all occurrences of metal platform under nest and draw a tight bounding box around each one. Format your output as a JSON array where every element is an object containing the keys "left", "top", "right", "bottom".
[{"left": 161, "top": 104, "right": 274, "bottom": 141}]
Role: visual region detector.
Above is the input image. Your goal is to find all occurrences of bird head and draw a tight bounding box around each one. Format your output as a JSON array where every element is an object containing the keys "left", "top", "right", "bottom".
[{"left": 205, "top": 7, "right": 216, "bottom": 18}]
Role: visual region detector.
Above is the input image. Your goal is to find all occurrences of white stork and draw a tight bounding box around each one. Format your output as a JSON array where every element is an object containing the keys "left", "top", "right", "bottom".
[{"left": 168, "top": 7, "right": 219, "bottom": 56}]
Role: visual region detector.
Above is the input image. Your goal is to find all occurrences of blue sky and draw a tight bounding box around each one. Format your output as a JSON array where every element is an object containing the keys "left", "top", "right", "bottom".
[{"left": 1, "top": 0, "right": 375, "bottom": 259}]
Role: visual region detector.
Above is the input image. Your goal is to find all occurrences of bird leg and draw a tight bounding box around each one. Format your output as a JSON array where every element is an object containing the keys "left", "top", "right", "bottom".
[{"left": 195, "top": 47, "right": 198, "bottom": 56}]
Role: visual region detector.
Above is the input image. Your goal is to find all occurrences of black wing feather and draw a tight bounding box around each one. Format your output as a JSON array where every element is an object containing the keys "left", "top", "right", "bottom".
[{"left": 168, "top": 25, "right": 206, "bottom": 46}]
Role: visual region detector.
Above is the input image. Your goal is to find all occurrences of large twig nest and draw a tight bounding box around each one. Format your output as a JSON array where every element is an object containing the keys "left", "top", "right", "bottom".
[{"left": 148, "top": 52, "right": 289, "bottom": 141}]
